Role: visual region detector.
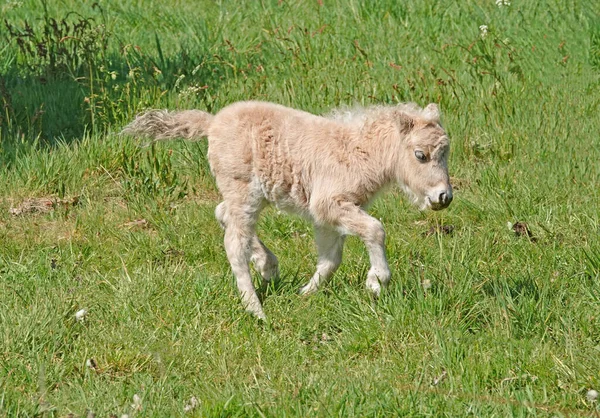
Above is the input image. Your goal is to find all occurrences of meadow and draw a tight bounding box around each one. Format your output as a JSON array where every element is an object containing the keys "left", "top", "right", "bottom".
[{"left": 1, "top": 0, "right": 599, "bottom": 416}]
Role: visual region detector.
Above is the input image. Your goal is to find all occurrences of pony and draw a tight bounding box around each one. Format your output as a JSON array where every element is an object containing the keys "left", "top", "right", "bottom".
[{"left": 123, "top": 100, "right": 452, "bottom": 319}]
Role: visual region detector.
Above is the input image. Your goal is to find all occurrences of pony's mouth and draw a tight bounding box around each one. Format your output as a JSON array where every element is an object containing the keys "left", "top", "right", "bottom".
[
  {"left": 403, "top": 184, "right": 452, "bottom": 212},
  {"left": 420, "top": 198, "right": 432, "bottom": 211},
  {"left": 430, "top": 202, "right": 447, "bottom": 211},
  {"left": 423, "top": 196, "right": 451, "bottom": 211}
]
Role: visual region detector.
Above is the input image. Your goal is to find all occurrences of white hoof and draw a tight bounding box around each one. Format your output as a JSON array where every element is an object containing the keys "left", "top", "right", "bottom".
[
  {"left": 247, "top": 307, "right": 266, "bottom": 320},
  {"left": 366, "top": 278, "right": 381, "bottom": 297},
  {"left": 299, "top": 282, "right": 318, "bottom": 296},
  {"left": 242, "top": 296, "right": 266, "bottom": 320},
  {"left": 366, "top": 267, "right": 390, "bottom": 297}
]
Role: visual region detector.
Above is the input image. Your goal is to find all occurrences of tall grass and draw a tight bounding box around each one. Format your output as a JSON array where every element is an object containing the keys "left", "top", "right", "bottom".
[{"left": 0, "top": 0, "right": 599, "bottom": 416}]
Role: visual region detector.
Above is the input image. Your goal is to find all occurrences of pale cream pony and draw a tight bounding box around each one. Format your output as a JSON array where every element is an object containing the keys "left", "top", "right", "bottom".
[{"left": 123, "top": 101, "right": 453, "bottom": 319}]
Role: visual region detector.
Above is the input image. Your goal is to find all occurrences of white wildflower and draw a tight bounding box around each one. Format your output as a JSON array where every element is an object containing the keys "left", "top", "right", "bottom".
[
  {"left": 75, "top": 309, "right": 87, "bottom": 322},
  {"left": 131, "top": 394, "right": 142, "bottom": 411},
  {"left": 184, "top": 396, "right": 199, "bottom": 412},
  {"left": 479, "top": 25, "right": 488, "bottom": 39},
  {"left": 432, "top": 369, "right": 447, "bottom": 386},
  {"left": 587, "top": 389, "right": 599, "bottom": 402},
  {"left": 496, "top": 0, "right": 511, "bottom": 6},
  {"left": 422, "top": 279, "right": 432, "bottom": 290},
  {"left": 178, "top": 84, "right": 208, "bottom": 100}
]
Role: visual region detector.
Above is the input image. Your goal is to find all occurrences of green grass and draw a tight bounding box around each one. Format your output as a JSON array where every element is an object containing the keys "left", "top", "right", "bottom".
[{"left": 1, "top": 0, "right": 600, "bottom": 416}]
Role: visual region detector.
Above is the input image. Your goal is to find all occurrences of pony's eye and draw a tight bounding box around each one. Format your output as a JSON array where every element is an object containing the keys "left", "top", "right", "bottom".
[{"left": 415, "top": 150, "right": 427, "bottom": 162}]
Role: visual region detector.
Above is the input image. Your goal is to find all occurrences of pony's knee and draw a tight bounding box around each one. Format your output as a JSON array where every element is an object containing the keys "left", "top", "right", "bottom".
[
  {"left": 364, "top": 218, "right": 386, "bottom": 245},
  {"left": 224, "top": 226, "right": 253, "bottom": 263}
]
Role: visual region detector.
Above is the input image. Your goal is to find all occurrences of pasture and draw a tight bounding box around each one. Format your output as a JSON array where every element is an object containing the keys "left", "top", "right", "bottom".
[{"left": 1, "top": 0, "right": 599, "bottom": 416}]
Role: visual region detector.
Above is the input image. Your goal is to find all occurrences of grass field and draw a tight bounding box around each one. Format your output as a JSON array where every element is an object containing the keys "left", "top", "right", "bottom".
[{"left": 1, "top": 0, "right": 600, "bottom": 416}]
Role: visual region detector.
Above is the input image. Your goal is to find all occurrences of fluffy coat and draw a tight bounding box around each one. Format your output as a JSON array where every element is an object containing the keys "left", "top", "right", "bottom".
[{"left": 123, "top": 101, "right": 453, "bottom": 319}]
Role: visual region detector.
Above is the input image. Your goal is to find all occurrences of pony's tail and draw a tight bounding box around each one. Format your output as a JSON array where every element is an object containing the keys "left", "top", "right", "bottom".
[{"left": 121, "top": 109, "right": 214, "bottom": 141}]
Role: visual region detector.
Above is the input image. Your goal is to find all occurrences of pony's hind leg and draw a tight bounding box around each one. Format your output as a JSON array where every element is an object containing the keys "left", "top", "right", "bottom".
[
  {"left": 217, "top": 199, "right": 266, "bottom": 319},
  {"left": 218, "top": 203, "right": 278, "bottom": 282},
  {"left": 300, "top": 226, "right": 345, "bottom": 295},
  {"left": 251, "top": 237, "right": 279, "bottom": 283}
]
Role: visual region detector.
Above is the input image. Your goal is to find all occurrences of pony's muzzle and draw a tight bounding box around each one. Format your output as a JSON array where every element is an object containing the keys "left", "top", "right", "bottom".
[
  {"left": 439, "top": 190, "right": 453, "bottom": 206},
  {"left": 430, "top": 187, "right": 453, "bottom": 210}
]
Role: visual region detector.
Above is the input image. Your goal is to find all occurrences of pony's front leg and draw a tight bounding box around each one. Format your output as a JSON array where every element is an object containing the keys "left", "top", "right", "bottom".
[{"left": 323, "top": 201, "right": 391, "bottom": 296}]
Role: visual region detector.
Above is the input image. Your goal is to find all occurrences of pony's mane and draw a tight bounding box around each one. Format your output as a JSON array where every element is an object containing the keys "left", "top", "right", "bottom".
[{"left": 325, "top": 103, "right": 434, "bottom": 126}]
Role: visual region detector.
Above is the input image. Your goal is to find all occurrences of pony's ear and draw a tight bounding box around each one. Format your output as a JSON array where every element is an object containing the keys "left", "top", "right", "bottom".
[
  {"left": 397, "top": 113, "right": 415, "bottom": 135},
  {"left": 423, "top": 103, "right": 441, "bottom": 121}
]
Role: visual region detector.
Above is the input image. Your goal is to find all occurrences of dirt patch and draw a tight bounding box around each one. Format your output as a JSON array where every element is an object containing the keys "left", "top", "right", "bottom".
[
  {"left": 450, "top": 176, "right": 469, "bottom": 191},
  {"left": 425, "top": 224, "right": 455, "bottom": 237},
  {"left": 120, "top": 218, "right": 150, "bottom": 229},
  {"left": 511, "top": 221, "right": 537, "bottom": 242},
  {"left": 9, "top": 196, "right": 79, "bottom": 216}
]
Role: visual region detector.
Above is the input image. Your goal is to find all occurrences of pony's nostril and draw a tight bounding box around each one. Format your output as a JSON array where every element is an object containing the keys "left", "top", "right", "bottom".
[{"left": 438, "top": 191, "right": 453, "bottom": 206}]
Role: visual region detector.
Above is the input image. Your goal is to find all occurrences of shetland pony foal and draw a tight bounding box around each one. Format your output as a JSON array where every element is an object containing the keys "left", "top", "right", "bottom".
[{"left": 123, "top": 101, "right": 453, "bottom": 319}]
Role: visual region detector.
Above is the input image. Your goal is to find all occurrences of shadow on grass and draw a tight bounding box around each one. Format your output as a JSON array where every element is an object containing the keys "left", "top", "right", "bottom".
[
  {"left": 0, "top": 5, "right": 230, "bottom": 162},
  {"left": 0, "top": 48, "right": 218, "bottom": 142},
  {"left": 258, "top": 266, "right": 306, "bottom": 302}
]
